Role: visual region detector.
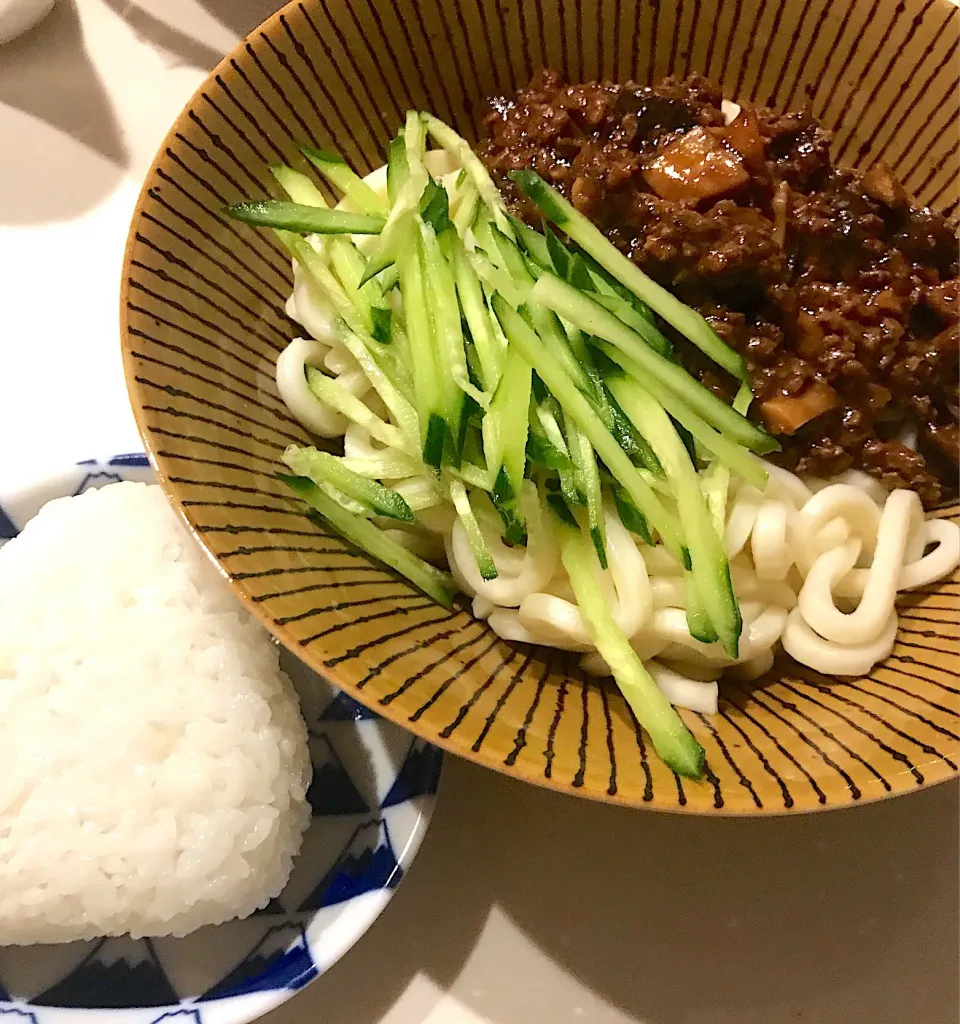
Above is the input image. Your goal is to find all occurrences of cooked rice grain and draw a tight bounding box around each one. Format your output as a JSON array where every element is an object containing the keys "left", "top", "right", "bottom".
[{"left": 0, "top": 483, "right": 312, "bottom": 944}]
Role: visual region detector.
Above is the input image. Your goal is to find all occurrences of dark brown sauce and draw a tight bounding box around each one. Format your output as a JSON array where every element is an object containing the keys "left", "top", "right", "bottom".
[{"left": 480, "top": 70, "right": 959, "bottom": 507}]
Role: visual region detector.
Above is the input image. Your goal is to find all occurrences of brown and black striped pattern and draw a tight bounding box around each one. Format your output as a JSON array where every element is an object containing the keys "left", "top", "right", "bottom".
[{"left": 121, "top": 0, "right": 960, "bottom": 813}]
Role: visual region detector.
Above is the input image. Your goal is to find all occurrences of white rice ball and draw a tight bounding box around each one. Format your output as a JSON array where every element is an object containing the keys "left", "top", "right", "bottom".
[{"left": 0, "top": 482, "right": 312, "bottom": 944}]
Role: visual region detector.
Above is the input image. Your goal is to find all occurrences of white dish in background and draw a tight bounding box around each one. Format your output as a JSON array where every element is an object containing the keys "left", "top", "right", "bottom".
[{"left": 0, "top": 455, "right": 443, "bottom": 1024}]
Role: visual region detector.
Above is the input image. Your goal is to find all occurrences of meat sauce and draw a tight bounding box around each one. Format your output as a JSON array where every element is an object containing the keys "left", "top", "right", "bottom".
[{"left": 480, "top": 70, "right": 959, "bottom": 507}]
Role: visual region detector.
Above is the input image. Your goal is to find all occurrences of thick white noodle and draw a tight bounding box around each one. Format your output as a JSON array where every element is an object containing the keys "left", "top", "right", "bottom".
[
  {"left": 517, "top": 507, "right": 652, "bottom": 645},
  {"left": 799, "top": 490, "right": 923, "bottom": 645},
  {"left": 290, "top": 265, "right": 339, "bottom": 345},
  {"left": 725, "top": 484, "right": 763, "bottom": 557},
  {"left": 751, "top": 500, "right": 791, "bottom": 581},
  {"left": 834, "top": 518, "right": 960, "bottom": 598},
  {"left": 580, "top": 651, "right": 719, "bottom": 714},
  {"left": 795, "top": 484, "right": 881, "bottom": 570},
  {"left": 449, "top": 482, "right": 558, "bottom": 606},
  {"left": 647, "top": 662, "right": 719, "bottom": 714},
  {"left": 782, "top": 606, "right": 899, "bottom": 675},
  {"left": 276, "top": 338, "right": 347, "bottom": 438}
]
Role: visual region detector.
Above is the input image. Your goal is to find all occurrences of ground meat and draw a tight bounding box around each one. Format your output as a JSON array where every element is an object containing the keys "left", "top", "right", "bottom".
[{"left": 481, "top": 71, "right": 960, "bottom": 507}]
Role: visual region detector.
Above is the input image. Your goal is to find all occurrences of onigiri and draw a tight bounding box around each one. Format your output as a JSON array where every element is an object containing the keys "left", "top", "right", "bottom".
[{"left": 0, "top": 482, "right": 312, "bottom": 944}]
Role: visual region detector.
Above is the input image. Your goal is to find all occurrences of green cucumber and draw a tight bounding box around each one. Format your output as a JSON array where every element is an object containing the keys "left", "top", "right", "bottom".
[
  {"left": 305, "top": 367, "right": 412, "bottom": 454},
  {"left": 482, "top": 341, "right": 532, "bottom": 516},
  {"left": 361, "top": 113, "right": 430, "bottom": 285},
  {"left": 607, "top": 377, "right": 741, "bottom": 658},
  {"left": 683, "top": 569, "right": 720, "bottom": 644},
  {"left": 396, "top": 217, "right": 446, "bottom": 469},
  {"left": 591, "top": 292, "right": 672, "bottom": 357},
  {"left": 277, "top": 231, "right": 419, "bottom": 447},
  {"left": 448, "top": 477, "right": 498, "bottom": 580},
  {"left": 510, "top": 216, "right": 552, "bottom": 268},
  {"left": 493, "top": 295, "right": 686, "bottom": 563},
  {"left": 595, "top": 341, "right": 768, "bottom": 487},
  {"left": 420, "top": 113, "right": 514, "bottom": 237},
  {"left": 509, "top": 169, "right": 747, "bottom": 381},
  {"left": 555, "top": 517, "right": 705, "bottom": 779},
  {"left": 269, "top": 163, "right": 328, "bottom": 207},
  {"left": 225, "top": 200, "right": 384, "bottom": 235},
  {"left": 449, "top": 234, "right": 504, "bottom": 392},
  {"left": 386, "top": 133, "right": 408, "bottom": 203},
  {"left": 279, "top": 473, "right": 456, "bottom": 607},
  {"left": 612, "top": 487, "right": 652, "bottom": 544},
  {"left": 532, "top": 273, "right": 776, "bottom": 454},
  {"left": 422, "top": 224, "right": 486, "bottom": 409},
  {"left": 283, "top": 445, "right": 414, "bottom": 522},
  {"left": 565, "top": 421, "right": 606, "bottom": 567},
  {"left": 300, "top": 145, "right": 387, "bottom": 215}
]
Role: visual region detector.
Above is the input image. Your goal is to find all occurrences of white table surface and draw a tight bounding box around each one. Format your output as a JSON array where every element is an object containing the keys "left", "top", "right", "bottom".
[{"left": 1, "top": 3, "right": 957, "bottom": 1021}]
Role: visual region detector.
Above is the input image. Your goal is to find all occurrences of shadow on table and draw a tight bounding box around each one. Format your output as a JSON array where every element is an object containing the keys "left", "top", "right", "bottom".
[
  {"left": 297, "top": 762, "right": 959, "bottom": 1024},
  {"left": 0, "top": 0, "right": 278, "bottom": 224},
  {"left": 0, "top": 0, "right": 125, "bottom": 223}
]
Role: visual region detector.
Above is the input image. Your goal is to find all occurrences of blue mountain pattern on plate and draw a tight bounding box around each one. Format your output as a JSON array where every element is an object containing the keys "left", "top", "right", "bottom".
[
  {"left": 298, "top": 819, "right": 401, "bottom": 910},
  {"left": 381, "top": 739, "right": 444, "bottom": 808},
  {"left": 319, "top": 691, "right": 378, "bottom": 722},
  {"left": 0, "top": 505, "right": 17, "bottom": 540},
  {"left": 200, "top": 924, "right": 316, "bottom": 999},
  {"left": 33, "top": 940, "right": 177, "bottom": 1008},
  {"left": 307, "top": 734, "right": 370, "bottom": 816}
]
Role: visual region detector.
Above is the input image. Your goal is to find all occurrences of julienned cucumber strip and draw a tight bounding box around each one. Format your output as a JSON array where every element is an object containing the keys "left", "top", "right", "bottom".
[
  {"left": 397, "top": 218, "right": 445, "bottom": 469},
  {"left": 270, "top": 169, "right": 392, "bottom": 339},
  {"left": 276, "top": 231, "right": 420, "bottom": 451},
  {"left": 683, "top": 569, "right": 719, "bottom": 644},
  {"left": 565, "top": 420, "right": 606, "bottom": 567},
  {"left": 283, "top": 445, "right": 415, "bottom": 523},
  {"left": 424, "top": 225, "right": 487, "bottom": 408},
  {"left": 510, "top": 216, "right": 552, "bottom": 268},
  {"left": 421, "top": 113, "right": 514, "bottom": 238},
  {"left": 612, "top": 487, "right": 652, "bottom": 544},
  {"left": 300, "top": 145, "right": 387, "bottom": 215},
  {"left": 305, "top": 367, "right": 412, "bottom": 454},
  {"left": 595, "top": 341, "right": 768, "bottom": 488},
  {"left": 279, "top": 473, "right": 456, "bottom": 608},
  {"left": 449, "top": 235, "right": 504, "bottom": 392},
  {"left": 386, "top": 134, "right": 408, "bottom": 204},
  {"left": 448, "top": 477, "right": 498, "bottom": 580},
  {"left": 269, "top": 164, "right": 327, "bottom": 207},
  {"left": 509, "top": 169, "right": 748, "bottom": 382},
  {"left": 493, "top": 295, "right": 687, "bottom": 564},
  {"left": 591, "top": 292, "right": 672, "bottom": 357},
  {"left": 608, "top": 377, "right": 741, "bottom": 658},
  {"left": 225, "top": 200, "right": 385, "bottom": 235},
  {"left": 483, "top": 341, "right": 532, "bottom": 516},
  {"left": 555, "top": 518, "right": 705, "bottom": 780},
  {"left": 533, "top": 273, "right": 776, "bottom": 455},
  {"left": 361, "top": 112, "right": 429, "bottom": 285}
]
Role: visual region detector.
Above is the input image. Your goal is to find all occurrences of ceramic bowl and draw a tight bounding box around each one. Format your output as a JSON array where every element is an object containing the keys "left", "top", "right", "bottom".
[
  {"left": 121, "top": 0, "right": 959, "bottom": 814},
  {"left": 0, "top": 456, "right": 441, "bottom": 1021}
]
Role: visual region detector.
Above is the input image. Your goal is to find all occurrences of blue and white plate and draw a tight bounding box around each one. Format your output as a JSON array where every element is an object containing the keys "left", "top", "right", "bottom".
[{"left": 0, "top": 456, "right": 442, "bottom": 1024}]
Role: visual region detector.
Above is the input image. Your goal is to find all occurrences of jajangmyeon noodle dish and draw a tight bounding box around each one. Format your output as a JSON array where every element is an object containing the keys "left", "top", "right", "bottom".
[{"left": 225, "top": 73, "right": 960, "bottom": 780}]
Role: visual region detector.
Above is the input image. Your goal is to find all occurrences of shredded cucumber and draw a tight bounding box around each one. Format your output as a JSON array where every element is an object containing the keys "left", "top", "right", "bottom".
[
  {"left": 300, "top": 145, "right": 387, "bottom": 215},
  {"left": 493, "top": 295, "right": 686, "bottom": 564},
  {"left": 556, "top": 518, "right": 705, "bottom": 779},
  {"left": 510, "top": 169, "right": 748, "bottom": 382},
  {"left": 284, "top": 445, "right": 414, "bottom": 522},
  {"left": 280, "top": 473, "right": 455, "bottom": 607}
]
